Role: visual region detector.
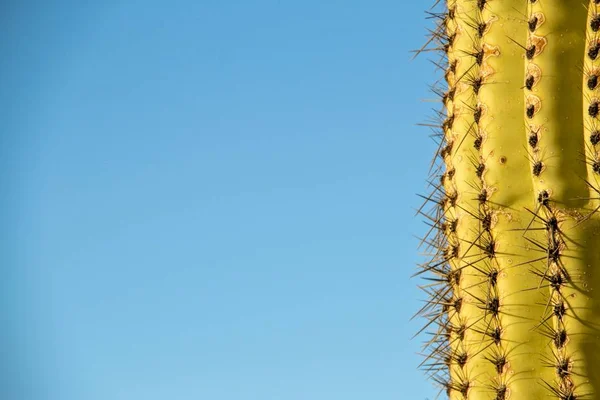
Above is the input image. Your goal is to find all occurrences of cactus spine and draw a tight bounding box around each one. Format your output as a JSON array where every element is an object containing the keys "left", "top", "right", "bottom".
[{"left": 415, "top": 1, "right": 600, "bottom": 399}]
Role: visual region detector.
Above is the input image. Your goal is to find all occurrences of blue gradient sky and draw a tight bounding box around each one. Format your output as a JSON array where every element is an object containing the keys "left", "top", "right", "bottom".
[{"left": 2, "top": 1, "right": 441, "bottom": 399}]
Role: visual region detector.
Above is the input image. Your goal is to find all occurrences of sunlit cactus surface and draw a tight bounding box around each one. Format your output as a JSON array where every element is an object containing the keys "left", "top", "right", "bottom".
[{"left": 414, "top": 1, "right": 600, "bottom": 399}]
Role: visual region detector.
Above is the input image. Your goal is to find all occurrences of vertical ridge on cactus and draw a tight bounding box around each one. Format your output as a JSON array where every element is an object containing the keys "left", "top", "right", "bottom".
[{"left": 414, "top": 1, "right": 600, "bottom": 399}]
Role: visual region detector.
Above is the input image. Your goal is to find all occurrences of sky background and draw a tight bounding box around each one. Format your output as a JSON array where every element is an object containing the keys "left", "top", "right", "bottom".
[{"left": 1, "top": 1, "right": 442, "bottom": 399}]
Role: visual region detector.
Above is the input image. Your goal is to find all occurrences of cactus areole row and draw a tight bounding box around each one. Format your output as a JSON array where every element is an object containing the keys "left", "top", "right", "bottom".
[{"left": 414, "top": 1, "right": 600, "bottom": 399}]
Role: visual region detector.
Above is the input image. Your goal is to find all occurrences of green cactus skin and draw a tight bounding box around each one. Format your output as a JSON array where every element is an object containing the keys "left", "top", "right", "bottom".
[{"left": 415, "top": 1, "right": 600, "bottom": 399}]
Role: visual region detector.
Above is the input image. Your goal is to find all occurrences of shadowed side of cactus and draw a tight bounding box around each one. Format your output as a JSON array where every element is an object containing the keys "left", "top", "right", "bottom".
[{"left": 414, "top": 1, "right": 600, "bottom": 399}]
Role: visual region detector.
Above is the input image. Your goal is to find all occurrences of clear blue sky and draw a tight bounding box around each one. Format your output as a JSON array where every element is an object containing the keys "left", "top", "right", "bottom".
[{"left": 2, "top": 1, "right": 441, "bottom": 399}]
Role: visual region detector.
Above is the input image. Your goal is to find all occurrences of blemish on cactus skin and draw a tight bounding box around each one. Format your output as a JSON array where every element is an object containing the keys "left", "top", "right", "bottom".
[{"left": 482, "top": 43, "right": 501, "bottom": 61}]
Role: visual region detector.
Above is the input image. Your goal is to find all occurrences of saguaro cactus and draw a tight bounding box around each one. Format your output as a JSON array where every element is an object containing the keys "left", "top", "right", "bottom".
[{"left": 415, "top": 1, "right": 600, "bottom": 399}]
